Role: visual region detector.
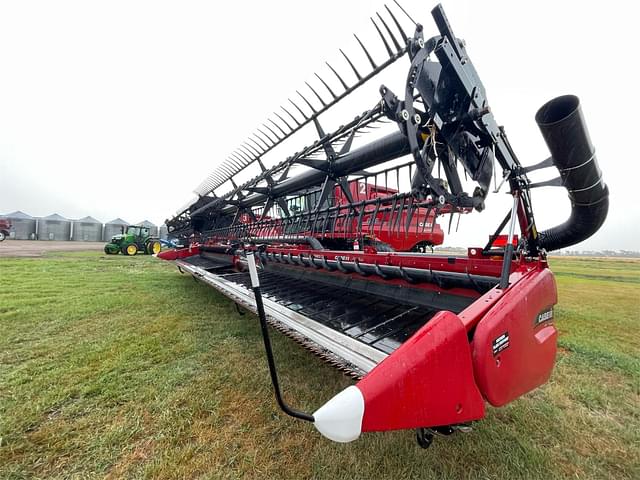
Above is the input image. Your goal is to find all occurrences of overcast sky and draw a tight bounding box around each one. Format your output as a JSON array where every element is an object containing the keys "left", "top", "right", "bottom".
[{"left": 0, "top": 0, "right": 638, "bottom": 250}]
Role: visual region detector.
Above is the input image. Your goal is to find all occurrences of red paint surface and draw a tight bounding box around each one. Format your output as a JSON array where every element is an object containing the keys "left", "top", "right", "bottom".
[
  {"left": 471, "top": 268, "right": 558, "bottom": 406},
  {"left": 357, "top": 311, "right": 485, "bottom": 431},
  {"left": 157, "top": 244, "right": 200, "bottom": 261}
]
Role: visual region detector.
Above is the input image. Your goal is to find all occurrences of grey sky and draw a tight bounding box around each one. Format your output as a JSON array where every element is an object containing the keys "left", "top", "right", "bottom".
[{"left": 0, "top": 0, "right": 637, "bottom": 249}]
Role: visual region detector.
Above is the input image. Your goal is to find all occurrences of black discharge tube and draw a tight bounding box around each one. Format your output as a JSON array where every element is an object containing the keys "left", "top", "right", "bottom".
[{"left": 535, "top": 95, "right": 608, "bottom": 251}]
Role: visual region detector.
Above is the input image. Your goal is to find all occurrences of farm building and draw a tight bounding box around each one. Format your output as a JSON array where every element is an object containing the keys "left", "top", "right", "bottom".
[
  {"left": 4, "top": 211, "right": 36, "bottom": 239},
  {"left": 38, "top": 213, "right": 71, "bottom": 241},
  {"left": 72, "top": 216, "right": 103, "bottom": 242},
  {"left": 136, "top": 220, "right": 158, "bottom": 237},
  {"left": 159, "top": 224, "right": 168, "bottom": 239},
  {"left": 103, "top": 218, "right": 129, "bottom": 241}
]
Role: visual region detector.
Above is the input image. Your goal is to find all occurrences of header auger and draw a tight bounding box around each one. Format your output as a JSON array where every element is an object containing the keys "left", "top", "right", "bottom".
[{"left": 160, "top": 3, "right": 608, "bottom": 447}]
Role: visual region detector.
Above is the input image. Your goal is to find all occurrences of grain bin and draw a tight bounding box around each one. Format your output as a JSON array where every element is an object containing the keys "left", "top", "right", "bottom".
[
  {"left": 38, "top": 213, "right": 71, "bottom": 241},
  {"left": 136, "top": 219, "right": 158, "bottom": 237},
  {"left": 103, "top": 218, "right": 129, "bottom": 241},
  {"left": 4, "top": 211, "right": 37, "bottom": 239},
  {"left": 159, "top": 224, "right": 168, "bottom": 240},
  {"left": 72, "top": 216, "right": 103, "bottom": 242}
]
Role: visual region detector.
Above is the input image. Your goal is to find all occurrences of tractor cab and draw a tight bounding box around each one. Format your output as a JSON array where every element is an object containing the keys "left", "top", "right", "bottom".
[{"left": 126, "top": 225, "right": 150, "bottom": 238}]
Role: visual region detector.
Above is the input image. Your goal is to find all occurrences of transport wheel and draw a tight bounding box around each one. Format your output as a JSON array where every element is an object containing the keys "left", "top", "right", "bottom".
[
  {"left": 0, "top": 231, "right": 5, "bottom": 242},
  {"left": 416, "top": 428, "right": 434, "bottom": 449},
  {"left": 123, "top": 244, "right": 138, "bottom": 256}
]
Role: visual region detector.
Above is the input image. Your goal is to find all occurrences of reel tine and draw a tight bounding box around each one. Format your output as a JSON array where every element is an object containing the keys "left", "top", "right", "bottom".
[
  {"left": 215, "top": 162, "right": 229, "bottom": 178},
  {"left": 257, "top": 127, "right": 277, "bottom": 144},
  {"left": 218, "top": 162, "right": 234, "bottom": 178},
  {"left": 249, "top": 137, "right": 267, "bottom": 153},
  {"left": 405, "top": 197, "right": 415, "bottom": 237},
  {"left": 239, "top": 144, "right": 257, "bottom": 160},
  {"left": 303, "top": 211, "right": 310, "bottom": 232},
  {"left": 262, "top": 122, "right": 282, "bottom": 141},
  {"left": 369, "top": 197, "right": 380, "bottom": 231},
  {"left": 314, "top": 72, "right": 337, "bottom": 99},
  {"left": 296, "top": 90, "right": 317, "bottom": 114},
  {"left": 385, "top": 4, "right": 408, "bottom": 43},
  {"left": 422, "top": 206, "right": 431, "bottom": 234},
  {"left": 232, "top": 151, "right": 250, "bottom": 165},
  {"left": 395, "top": 196, "right": 405, "bottom": 235},
  {"left": 281, "top": 105, "right": 301, "bottom": 126},
  {"left": 393, "top": 0, "right": 417, "bottom": 26},
  {"left": 325, "top": 61, "right": 349, "bottom": 90},
  {"left": 321, "top": 208, "right": 330, "bottom": 235},
  {"left": 357, "top": 202, "right": 365, "bottom": 235},
  {"left": 390, "top": 197, "right": 399, "bottom": 235},
  {"left": 296, "top": 212, "right": 303, "bottom": 234},
  {"left": 371, "top": 17, "right": 394, "bottom": 57},
  {"left": 228, "top": 156, "right": 243, "bottom": 170},
  {"left": 353, "top": 34, "right": 377, "bottom": 69},
  {"left": 340, "top": 49, "right": 362, "bottom": 81},
  {"left": 377, "top": 11, "right": 402, "bottom": 51},
  {"left": 311, "top": 210, "right": 321, "bottom": 235},
  {"left": 268, "top": 118, "right": 287, "bottom": 137},
  {"left": 289, "top": 98, "right": 309, "bottom": 120},
  {"left": 387, "top": 196, "right": 397, "bottom": 236},
  {"left": 331, "top": 208, "right": 339, "bottom": 237},
  {"left": 305, "top": 81, "right": 327, "bottom": 107},
  {"left": 235, "top": 146, "right": 251, "bottom": 163},
  {"left": 228, "top": 154, "right": 245, "bottom": 169},
  {"left": 252, "top": 133, "right": 270, "bottom": 150},
  {"left": 273, "top": 112, "right": 293, "bottom": 132}
]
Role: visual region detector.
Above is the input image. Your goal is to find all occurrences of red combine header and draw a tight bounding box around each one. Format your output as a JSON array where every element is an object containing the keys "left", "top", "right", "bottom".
[{"left": 159, "top": 3, "right": 608, "bottom": 447}]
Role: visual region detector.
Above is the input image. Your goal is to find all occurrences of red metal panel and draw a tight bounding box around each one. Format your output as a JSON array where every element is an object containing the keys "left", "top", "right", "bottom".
[
  {"left": 357, "top": 310, "right": 485, "bottom": 431},
  {"left": 471, "top": 268, "right": 558, "bottom": 407},
  {"left": 157, "top": 244, "right": 201, "bottom": 261}
]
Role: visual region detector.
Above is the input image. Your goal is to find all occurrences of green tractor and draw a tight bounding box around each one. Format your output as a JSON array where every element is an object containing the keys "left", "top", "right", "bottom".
[{"left": 104, "top": 225, "right": 162, "bottom": 256}]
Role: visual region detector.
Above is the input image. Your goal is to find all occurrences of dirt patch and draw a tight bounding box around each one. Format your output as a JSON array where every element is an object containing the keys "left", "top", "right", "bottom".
[{"left": 0, "top": 240, "right": 104, "bottom": 257}]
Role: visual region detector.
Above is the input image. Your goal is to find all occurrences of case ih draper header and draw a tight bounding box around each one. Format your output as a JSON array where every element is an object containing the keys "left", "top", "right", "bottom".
[{"left": 160, "top": 3, "right": 608, "bottom": 446}]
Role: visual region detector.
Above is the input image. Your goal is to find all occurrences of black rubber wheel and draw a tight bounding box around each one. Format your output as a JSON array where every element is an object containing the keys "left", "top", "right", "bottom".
[{"left": 416, "top": 428, "right": 434, "bottom": 449}]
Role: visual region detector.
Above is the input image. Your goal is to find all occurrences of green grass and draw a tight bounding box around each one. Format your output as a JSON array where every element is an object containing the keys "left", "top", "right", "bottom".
[{"left": 0, "top": 252, "right": 638, "bottom": 479}]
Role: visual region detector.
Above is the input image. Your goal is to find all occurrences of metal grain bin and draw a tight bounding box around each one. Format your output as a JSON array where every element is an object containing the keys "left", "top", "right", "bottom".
[
  {"left": 103, "top": 218, "right": 129, "bottom": 241},
  {"left": 159, "top": 224, "right": 168, "bottom": 240},
  {"left": 38, "top": 213, "right": 71, "bottom": 241},
  {"left": 4, "top": 211, "right": 37, "bottom": 239},
  {"left": 136, "top": 219, "right": 158, "bottom": 237},
  {"left": 72, "top": 216, "right": 103, "bottom": 242}
]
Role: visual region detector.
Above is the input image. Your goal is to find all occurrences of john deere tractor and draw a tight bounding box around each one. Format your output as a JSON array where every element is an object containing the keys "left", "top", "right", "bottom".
[{"left": 104, "top": 225, "right": 162, "bottom": 256}]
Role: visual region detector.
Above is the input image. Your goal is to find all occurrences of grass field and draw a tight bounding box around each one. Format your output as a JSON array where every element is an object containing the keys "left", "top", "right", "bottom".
[{"left": 0, "top": 252, "right": 638, "bottom": 479}]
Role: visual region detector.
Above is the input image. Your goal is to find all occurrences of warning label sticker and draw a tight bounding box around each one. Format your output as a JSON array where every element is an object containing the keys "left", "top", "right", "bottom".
[{"left": 492, "top": 332, "right": 510, "bottom": 356}]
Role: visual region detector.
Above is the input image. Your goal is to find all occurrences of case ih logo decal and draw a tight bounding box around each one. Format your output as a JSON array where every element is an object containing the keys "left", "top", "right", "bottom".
[
  {"left": 492, "top": 332, "right": 510, "bottom": 356},
  {"left": 535, "top": 307, "right": 554, "bottom": 326}
]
